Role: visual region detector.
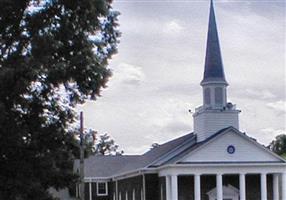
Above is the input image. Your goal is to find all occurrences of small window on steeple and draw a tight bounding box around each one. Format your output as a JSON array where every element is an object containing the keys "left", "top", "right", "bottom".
[
  {"left": 204, "top": 88, "right": 211, "bottom": 105},
  {"left": 215, "top": 87, "right": 223, "bottom": 105}
]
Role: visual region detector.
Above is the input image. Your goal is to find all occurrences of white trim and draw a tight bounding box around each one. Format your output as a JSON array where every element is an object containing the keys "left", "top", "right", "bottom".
[
  {"left": 159, "top": 162, "right": 286, "bottom": 169},
  {"left": 84, "top": 177, "right": 111, "bottom": 182},
  {"left": 112, "top": 169, "right": 157, "bottom": 181},
  {"left": 158, "top": 163, "right": 286, "bottom": 177},
  {"left": 146, "top": 134, "right": 196, "bottom": 168},
  {"left": 96, "top": 181, "right": 108, "bottom": 196}
]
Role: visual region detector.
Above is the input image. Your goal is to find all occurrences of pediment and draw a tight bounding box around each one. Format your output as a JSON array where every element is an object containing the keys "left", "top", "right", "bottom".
[{"left": 180, "top": 128, "right": 284, "bottom": 163}]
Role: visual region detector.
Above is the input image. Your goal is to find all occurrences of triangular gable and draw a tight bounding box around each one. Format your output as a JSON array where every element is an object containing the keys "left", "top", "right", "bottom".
[{"left": 179, "top": 127, "right": 285, "bottom": 163}]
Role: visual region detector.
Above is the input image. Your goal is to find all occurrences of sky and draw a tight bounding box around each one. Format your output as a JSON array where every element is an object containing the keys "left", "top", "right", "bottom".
[{"left": 78, "top": 0, "right": 285, "bottom": 154}]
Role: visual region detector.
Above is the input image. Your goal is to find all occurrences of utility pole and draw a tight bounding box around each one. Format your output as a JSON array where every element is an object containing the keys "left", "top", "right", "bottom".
[{"left": 79, "top": 111, "right": 85, "bottom": 200}]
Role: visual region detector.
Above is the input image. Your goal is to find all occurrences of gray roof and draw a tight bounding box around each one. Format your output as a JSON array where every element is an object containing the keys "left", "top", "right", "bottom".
[
  {"left": 201, "top": 0, "right": 227, "bottom": 84},
  {"left": 77, "top": 132, "right": 196, "bottom": 178},
  {"left": 75, "top": 155, "right": 141, "bottom": 178},
  {"left": 76, "top": 127, "right": 286, "bottom": 179}
]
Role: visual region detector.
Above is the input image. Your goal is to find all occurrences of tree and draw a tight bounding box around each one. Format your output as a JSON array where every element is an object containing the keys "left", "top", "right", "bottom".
[
  {"left": 71, "top": 129, "right": 123, "bottom": 156},
  {"left": 269, "top": 134, "right": 286, "bottom": 158},
  {"left": 94, "top": 133, "right": 123, "bottom": 155},
  {"left": 0, "top": 0, "right": 120, "bottom": 199}
]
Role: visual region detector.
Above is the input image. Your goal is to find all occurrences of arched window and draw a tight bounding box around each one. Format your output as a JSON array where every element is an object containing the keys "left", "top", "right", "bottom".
[
  {"left": 204, "top": 88, "right": 211, "bottom": 105},
  {"left": 215, "top": 87, "right": 223, "bottom": 105}
]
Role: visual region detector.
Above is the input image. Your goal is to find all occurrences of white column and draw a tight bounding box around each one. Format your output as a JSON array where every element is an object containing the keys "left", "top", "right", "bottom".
[
  {"left": 273, "top": 174, "right": 279, "bottom": 200},
  {"left": 166, "top": 176, "right": 171, "bottom": 200},
  {"left": 89, "top": 182, "right": 92, "bottom": 200},
  {"left": 116, "top": 180, "right": 118, "bottom": 200},
  {"left": 282, "top": 173, "right": 286, "bottom": 200},
  {"left": 171, "top": 175, "right": 178, "bottom": 200},
  {"left": 261, "top": 173, "right": 267, "bottom": 200},
  {"left": 142, "top": 174, "right": 146, "bottom": 200},
  {"left": 194, "top": 174, "right": 201, "bottom": 200},
  {"left": 216, "top": 174, "right": 223, "bottom": 200},
  {"left": 239, "top": 173, "right": 246, "bottom": 200}
]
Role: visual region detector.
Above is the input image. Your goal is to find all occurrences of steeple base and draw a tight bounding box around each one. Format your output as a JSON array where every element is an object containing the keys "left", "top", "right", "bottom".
[{"left": 193, "top": 107, "right": 240, "bottom": 142}]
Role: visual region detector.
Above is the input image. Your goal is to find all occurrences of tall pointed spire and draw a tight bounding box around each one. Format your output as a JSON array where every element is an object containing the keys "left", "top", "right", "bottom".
[
  {"left": 201, "top": 0, "right": 227, "bottom": 84},
  {"left": 193, "top": 0, "right": 240, "bottom": 142}
]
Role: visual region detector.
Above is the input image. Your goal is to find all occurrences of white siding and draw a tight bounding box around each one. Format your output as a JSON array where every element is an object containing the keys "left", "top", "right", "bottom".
[
  {"left": 194, "top": 109, "right": 239, "bottom": 142},
  {"left": 182, "top": 130, "right": 280, "bottom": 162}
]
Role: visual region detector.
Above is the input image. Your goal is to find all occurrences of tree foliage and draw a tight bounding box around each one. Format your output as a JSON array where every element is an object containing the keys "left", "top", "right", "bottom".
[
  {"left": 0, "top": 0, "right": 119, "bottom": 199},
  {"left": 72, "top": 129, "right": 123, "bottom": 157},
  {"left": 269, "top": 134, "right": 286, "bottom": 157},
  {"left": 94, "top": 133, "right": 123, "bottom": 155}
]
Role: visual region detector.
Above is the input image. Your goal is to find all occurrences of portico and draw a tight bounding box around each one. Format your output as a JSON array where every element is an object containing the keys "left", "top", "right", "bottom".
[{"left": 160, "top": 164, "right": 286, "bottom": 200}]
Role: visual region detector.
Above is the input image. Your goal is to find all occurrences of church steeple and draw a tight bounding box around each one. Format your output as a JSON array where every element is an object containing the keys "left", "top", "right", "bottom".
[
  {"left": 201, "top": 0, "right": 227, "bottom": 85},
  {"left": 193, "top": 0, "right": 240, "bottom": 142},
  {"left": 201, "top": 0, "right": 228, "bottom": 109}
]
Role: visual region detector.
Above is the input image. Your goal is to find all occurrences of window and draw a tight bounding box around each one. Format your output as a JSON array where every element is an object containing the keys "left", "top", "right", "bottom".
[
  {"left": 215, "top": 87, "right": 223, "bottom": 105},
  {"left": 97, "top": 182, "right": 108, "bottom": 196},
  {"left": 204, "top": 88, "right": 211, "bottom": 105}
]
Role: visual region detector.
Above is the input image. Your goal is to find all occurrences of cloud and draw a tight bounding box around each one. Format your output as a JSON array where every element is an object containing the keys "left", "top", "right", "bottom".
[
  {"left": 267, "top": 100, "right": 286, "bottom": 113},
  {"left": 244, "top": 89, "right": 276, "bottom": 100},
  {"left": 163, "top": 20, "right": 184, "bottom": 35},
  {"left": 260, "top": 128, "right": 285, "bottom": 145},
  {"left": 79, "top": 1, "right": 285, "bottom": 154},
  {"left": 111, "top": 63, "right": 145, "bottom": 86}
]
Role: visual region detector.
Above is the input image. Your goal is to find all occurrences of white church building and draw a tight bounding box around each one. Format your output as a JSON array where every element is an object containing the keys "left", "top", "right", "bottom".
[{"left": 72, "top": 1, "right": 286, "bottom": 200}]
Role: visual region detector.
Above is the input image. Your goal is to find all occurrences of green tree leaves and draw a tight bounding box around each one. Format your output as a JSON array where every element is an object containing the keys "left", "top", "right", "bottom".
[
  {"left": 269, "top": 134, "right": 286, "bottom": 158},
  {"left": 0, "top": 0, "right": 119, "bottom": 199}
]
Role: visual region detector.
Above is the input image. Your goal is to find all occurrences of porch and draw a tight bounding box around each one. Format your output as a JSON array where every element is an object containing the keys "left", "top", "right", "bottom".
[{"left": 159, "top": 164, "right": 286, "bottom": 200}]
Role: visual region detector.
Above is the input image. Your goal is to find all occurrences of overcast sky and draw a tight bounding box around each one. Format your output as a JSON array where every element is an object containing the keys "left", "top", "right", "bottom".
[{"left": 78, "top": 0, "right": 285, "bottom": 154}]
